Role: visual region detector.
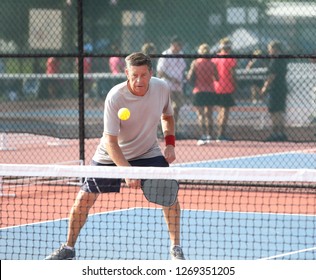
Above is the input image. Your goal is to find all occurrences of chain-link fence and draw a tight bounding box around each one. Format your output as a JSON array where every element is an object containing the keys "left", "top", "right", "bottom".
[{"left": 0, "top": 0, "right": 315, "bottom": 164}]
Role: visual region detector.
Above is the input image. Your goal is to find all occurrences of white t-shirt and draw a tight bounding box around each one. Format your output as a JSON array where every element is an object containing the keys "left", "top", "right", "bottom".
[
  {"left": 156, "top": 49, "right": 186, "bottom": 92},
  {"left": 92, "top": 77, "right": 173, "bottom": 164}
]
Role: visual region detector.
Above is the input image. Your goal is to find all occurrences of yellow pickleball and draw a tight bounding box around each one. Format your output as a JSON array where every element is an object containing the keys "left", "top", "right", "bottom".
[{"left": 118, "top": 108, "right": 130, "bottom": 121}]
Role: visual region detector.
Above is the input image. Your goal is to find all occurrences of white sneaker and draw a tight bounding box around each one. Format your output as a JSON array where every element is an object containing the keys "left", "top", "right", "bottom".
[{"left": 197, "top": 135, "right": 211, "bottom": 146}]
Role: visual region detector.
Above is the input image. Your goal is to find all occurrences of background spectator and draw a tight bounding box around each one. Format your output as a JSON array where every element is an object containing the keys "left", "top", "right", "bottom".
[
  {"left": 141, "top": 42, "right": 157, "bottom": 73},
  {"left": 212, "top": 38, "right": 237, "bottom": 141},
  {"left": 260, "top": 41, "right": 288, "bottom": 142},
  {"left": 46, "top": 57, "right": 61, "bottom": 98},
  {"left": 187, "top": 43, "right": 218, "bottom": 145},
  {"left": 109, "top": 44, "right": 125, "bottom": 74},
  {"left": 141, "top": 42, "right": 156, "bottom": 55},
  {"left": 157, "top": 35, "right": 187, "bottom": 127}
]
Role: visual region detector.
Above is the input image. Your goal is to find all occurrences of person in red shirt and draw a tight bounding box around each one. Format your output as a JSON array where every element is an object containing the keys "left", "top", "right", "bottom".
[
  {"left": 187, "top": 43, "right": 218, "bottom": 145},
  {"left": 46, "top": 57, "right": 61, "bottom": 98},
  {"left": 46, "top": 57, "right": 60, "bottom": 74},
  {"left": 212, "top": 38, "right": 237, "bottom": 141},
  {"left": 109, "top": 44, "right": 125, "bottom": 74}
]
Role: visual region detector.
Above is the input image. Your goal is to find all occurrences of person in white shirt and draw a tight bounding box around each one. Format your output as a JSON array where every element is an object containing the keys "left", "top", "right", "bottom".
[{"left": 157, "top": 36, "right": 186, "bottom": 126}]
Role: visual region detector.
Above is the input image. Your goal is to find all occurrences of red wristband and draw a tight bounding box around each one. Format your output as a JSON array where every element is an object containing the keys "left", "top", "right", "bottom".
[{"left": 165, "top": 135, "right": 175, "bottom": 147}]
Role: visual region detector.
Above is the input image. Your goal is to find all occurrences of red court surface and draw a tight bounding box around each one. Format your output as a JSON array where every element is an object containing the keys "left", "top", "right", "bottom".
[
  {"left": 2, "top": 182, "right": 316, "bottom": 228},
  {"left": 1, "top": 135, "right": 315, "bottom": 228}
]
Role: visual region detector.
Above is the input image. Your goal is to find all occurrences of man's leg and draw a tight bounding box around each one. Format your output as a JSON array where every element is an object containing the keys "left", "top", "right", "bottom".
[
  {"left": 162, "top": 200, "right": 181, "bottom": 246},
  {"left": 67, "top": 190, "right": 99, "bottom": 247},
  {"left": 45, "top": 190, "right": 99, "bottom": 259},
  {"left": 163, "top": 200, "right": 185, "bottom": 259}
]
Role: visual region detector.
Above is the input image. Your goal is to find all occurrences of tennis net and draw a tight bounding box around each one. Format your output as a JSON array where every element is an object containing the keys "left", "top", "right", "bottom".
[{"left": 0, "top": 163, "right": 315, "bottom": 260}]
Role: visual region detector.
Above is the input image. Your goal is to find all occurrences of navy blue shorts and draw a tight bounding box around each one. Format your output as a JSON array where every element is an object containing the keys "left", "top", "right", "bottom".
[
  {"left": 81, "top": 156, "right": 169, "bottom": 193},
  {"left": 215, "top": 94, "right": 235, "bottom": 108},
  {"left": 193, "top": 91, "right": 217, "bottom": 107}
]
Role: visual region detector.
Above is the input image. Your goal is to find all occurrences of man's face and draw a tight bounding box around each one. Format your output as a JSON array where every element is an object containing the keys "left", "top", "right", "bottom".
[{"left": 125, "top": 65, "right": 152, "bottom": 96}]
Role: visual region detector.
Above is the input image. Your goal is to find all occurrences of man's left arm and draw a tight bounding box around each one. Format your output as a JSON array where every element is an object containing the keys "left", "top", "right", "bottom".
[{"left": 161, "top": 114, "right": 176, "bottom": 164}]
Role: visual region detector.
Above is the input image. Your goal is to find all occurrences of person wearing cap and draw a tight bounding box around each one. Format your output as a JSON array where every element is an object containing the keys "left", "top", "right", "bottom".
[
  {"left": 157, "top": 36, "right": 187, "bottom": 127},
  {"left": 212, "top": 38, "right": 237, "bottom": 141}
]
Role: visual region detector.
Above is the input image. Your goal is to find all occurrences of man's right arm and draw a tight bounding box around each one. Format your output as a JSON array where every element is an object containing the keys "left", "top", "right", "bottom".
[
  {"left": 104, "top": 133, "right": 141, "bottom": 189},
  {"left": 104, "top": 134, "right": 129, "bottom": 166}
]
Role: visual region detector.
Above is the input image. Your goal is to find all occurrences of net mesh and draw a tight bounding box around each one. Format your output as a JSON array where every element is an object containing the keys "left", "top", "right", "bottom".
[{"left": 1, "top": 164, "right": 315, "bottom": 260}]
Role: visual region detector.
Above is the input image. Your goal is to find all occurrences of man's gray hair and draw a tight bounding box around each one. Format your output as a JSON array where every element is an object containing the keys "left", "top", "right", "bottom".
[{"left": 125, "top": 52, "right": 152, "bottom": 71}]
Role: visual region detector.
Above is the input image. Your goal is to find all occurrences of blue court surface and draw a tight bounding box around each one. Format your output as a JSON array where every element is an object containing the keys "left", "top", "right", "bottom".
[
  {"left": 1, "top": 208, "right": 315, "bottom": 260},
  {"left": 1, "top": 151, "right": 315, "bottom": 260},
  {"left": 174, "top": 152, "right": 316, "bottom": 169}
]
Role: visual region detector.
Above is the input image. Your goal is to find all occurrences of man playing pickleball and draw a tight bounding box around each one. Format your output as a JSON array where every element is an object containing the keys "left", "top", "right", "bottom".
[{"left": 45, "top": 52, "right": 185, "bottom": 260}]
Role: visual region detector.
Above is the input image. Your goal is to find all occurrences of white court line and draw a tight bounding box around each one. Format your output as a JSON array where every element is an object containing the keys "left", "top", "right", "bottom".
[
  {"left": 5, "top": 207, "right": 314, "bottom": 231},
  {"left": 173, "top": 148, "right": 316, "bottom": 167},
  {"left": 259, "top": 246, "right": 316, "bottom": 260},
  {"left": 0, "top": 207, "right": 139, "bottom": 230},
  {"left": 179, "top": 208, "right": 316, "bottom": 217}
]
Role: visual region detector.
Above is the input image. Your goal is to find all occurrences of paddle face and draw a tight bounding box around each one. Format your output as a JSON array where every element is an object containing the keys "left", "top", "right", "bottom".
[{"left": 141, "top": 179, "right": 179, "bottom": 207}]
